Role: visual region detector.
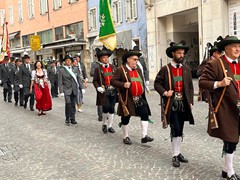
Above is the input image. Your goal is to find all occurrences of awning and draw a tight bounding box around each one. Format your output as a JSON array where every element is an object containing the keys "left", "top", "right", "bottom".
[
  {"left": 116, "top": 30, "right": 132, "bottom": 50},
  {"left": 43, "top": 42, "right": 86, "bottom": 50},
  {"left": 93, "top": 30, "right": 132, "bottom": 50},
  {"left": 9, "top": 31, "right": 20, "bottom": 40}
]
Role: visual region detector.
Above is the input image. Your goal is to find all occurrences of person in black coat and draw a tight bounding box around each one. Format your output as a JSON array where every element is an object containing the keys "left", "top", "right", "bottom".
[
  {"left": 47, "top": 61, "right": 59, "bottom": 98},
  {"left": 0, "top": 56, "right": 14, "bottom": 102},
  {"left": 19, "top": 54, "right": 34, "bottom": 111},
  {"left": 13, "top": 58, "right": 24, "bottom": 106}
]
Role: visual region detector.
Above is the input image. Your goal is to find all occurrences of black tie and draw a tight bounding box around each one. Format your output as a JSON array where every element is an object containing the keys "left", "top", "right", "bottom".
[
  {"left": 232, "top": 61, "right": 237, "bottom": 64},
  {"left": 176, "top": 64, "right": 180, "bottom": 68}
]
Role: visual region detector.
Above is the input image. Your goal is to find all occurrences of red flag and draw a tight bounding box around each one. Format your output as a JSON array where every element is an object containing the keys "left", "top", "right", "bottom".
[{"left": 0, "top": 22, "right": 10, "bottom": 62}]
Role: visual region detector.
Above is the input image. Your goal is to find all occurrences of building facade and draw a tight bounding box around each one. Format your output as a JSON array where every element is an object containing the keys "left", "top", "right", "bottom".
[
  {"left": 0, "top": 0, "right": 88, "bottom": 64},
  {"left": 87, "top": 0, "right": 148, "bottom": 66},
  {"left": 146, "top": 0, "right": 240, "bottom": 79}
]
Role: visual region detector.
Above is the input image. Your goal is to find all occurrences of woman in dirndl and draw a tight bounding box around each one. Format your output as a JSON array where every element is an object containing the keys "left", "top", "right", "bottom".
[{"left": 30, "top": 60, "right": 52, "bottom": 116}]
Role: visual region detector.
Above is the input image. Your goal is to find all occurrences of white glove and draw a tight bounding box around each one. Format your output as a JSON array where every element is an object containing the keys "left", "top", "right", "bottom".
[
  {"left": 145, "top": 81, "right": 150, "bottom": 86},
  {"left": 0, "top": 80, "right": 2, "bottom": 84},
  {"left": 19, "top": 84, "right": 23, "bottom": 88},
  {"left": 82, "top": 89, "right": 86, "bottom": 94},
  {"left": 60, "top": 93, "right": 64, "bottom": 97},
  {"left": 97, "top": 87, "right": 105, "bottom": 93},
  {"left": 11, "top": 84, "right": 14, "bottom": 88}
]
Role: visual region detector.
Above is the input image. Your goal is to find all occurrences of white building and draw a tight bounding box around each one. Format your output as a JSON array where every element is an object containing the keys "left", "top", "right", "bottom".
[{"left": 146, "top": 0, "right": 240, "bottom": 79}]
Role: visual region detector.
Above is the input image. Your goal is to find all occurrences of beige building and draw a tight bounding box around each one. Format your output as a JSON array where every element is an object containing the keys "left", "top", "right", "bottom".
[
  {"left": 0, "top": 0, "right": 88, "bottom": 64},
  {"left": 146, "top": 0, "right": 240, "bottom": 79}
]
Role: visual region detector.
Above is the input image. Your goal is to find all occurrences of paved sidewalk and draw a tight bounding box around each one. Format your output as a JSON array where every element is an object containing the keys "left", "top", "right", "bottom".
[{"left": 0, "top": 81, "right": 239, "bottom": 180}]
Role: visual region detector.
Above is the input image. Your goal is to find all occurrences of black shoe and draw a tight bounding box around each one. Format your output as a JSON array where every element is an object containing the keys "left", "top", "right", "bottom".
[
  {"left": 177, "top": 153, "right": 188, "bottom": 163},
  {"left": 23, "top": 104, "right": 27, "bottom": 109},
  {"left": 172, "top": 156, "right": 180, "bottom": 167},
  {"left": 102, "top": 125, "right": 108, "bottom": 133},
  {"left": 65, "top": 119, "right": 70, "bottom": 125},
  {"left": 8, "top": 100, "right": 12, "bottom": 103},
  {"left": 98, "top": 115, "right": 102, "bottom": 121},
  {"left": 108, "top": 127, "right": 115, "bottom": 133},
  {"left": 123, "top": 137, "right": 132, "bottom": 145},
  {"left": 30, "top": 107, "right": 34, "bottom": 111},
  {"left": 227, "top": 174, "right": 240, "bottom": 180},
  {"left": 4, "top": 99, "right": 6, "bottom": 102},
  {"left": 20, "top": 104, "right": 24, "bottom": 106},
  {"left": 222, "top": 171, "right": 227, "bottom": 178},
  {"left": 141, "top": 135, "right": 154, "bottom": 143},
  {"left": 71, "top": 119, "right": 77, "bottom": 124},
  {"left": 55, "top": 95, "right": 58, "bottom": 98},
  {"left": 15, "top": 102, "right": 18, "bottom": 106}
]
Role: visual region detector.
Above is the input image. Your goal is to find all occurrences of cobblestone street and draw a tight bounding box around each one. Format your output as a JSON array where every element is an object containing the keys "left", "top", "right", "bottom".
[{"left": 0, "top": 79, "right": 239, "bottom": 180}]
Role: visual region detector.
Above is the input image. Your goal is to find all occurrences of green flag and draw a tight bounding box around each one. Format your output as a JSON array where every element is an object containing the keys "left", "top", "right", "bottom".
[{"left": 99, "top": 0, "right": 117, "bottom": 51}]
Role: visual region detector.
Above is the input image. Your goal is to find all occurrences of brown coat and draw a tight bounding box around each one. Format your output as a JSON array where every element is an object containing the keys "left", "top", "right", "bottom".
[
  {"left": 154, "top": 63, "right": 194, "bottom": 125},
  {"left": 110, "top": 65, "right": 151, "bottom": 117},
  {"left": 92, "top": 64, "right": 115, "bottom": 106},
  {"left": 199, "top": 55, "right": 239, "bottom": 143}
]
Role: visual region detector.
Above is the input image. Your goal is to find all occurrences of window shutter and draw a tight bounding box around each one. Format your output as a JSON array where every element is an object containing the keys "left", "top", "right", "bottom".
[
  {"left": 133, "top": 0, "right": 137, "bottom": 19},
  {"left": 118, "top": 0, "right": 122, "bottom": 23}
]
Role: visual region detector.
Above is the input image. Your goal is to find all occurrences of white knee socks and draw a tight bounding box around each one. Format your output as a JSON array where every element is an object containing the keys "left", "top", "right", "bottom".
[
  {"left": 172, "top": 137, "right": 181, "bottom": 157},
  {"left": 141, "top": 121, "right": 148, "bottom": 138},
  {"left": 122, "top": 125, "right": 128, "bottom": 139},
  {"left": 102, "top": 113, "right": 108, "bottom": 125},
  {"left": 226, "top": 153, "right": 235, "bottom": 177},
  {"left": 108, "top": 113, "right": 114, "bottom": 128}
]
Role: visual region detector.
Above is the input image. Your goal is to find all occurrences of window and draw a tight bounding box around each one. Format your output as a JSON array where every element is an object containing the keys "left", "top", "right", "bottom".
[
  {"left": 9, "top": 6, "right": 14, "bottom": 25},
  {"left": 65, "top": 22, "right": 84, "bottom": 40},
  {"left": 38, "top": 29, "right": 53, "bottom": 44},
  {"left": 40, "top": 0, "right": 48, "bottom": 14},
  {"left": 18, "top": 1, "right": 23, "bottom": 22},
  {"left": 22, "top": 34, "right": 34, "bottom": 47},
  {"left": 28, "top": 0, "right": 35, "bottom": 18},
  {"left": 112, "top": 0, "right": 122, "bottom": 24},
  {"left": 68, "top": 0, "right": 78, "bottom": 4},
  {"left": 55, "top": 26, "right": 63, "bottom": 41},
  {"left": 53, "top": 0, "right": 62, "bottom": 10},
  {"left": 125, "top": 0, "right": 137, "bottom": 21},
  {"left": 0, "top": 9, "right": 5, "bottom": 26},
  {"left": 88, "top": 8, "right": 97, "bottom": 32}
]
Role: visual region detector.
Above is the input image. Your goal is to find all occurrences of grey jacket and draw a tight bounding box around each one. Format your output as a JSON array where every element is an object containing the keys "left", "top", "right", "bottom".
[{"left": 58, "top": 66, "right": 81, "bottom": 96}]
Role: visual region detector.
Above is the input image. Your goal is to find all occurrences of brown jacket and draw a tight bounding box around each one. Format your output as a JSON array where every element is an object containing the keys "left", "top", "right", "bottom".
[
  {"left": 92, "top": 64, "right": 115, "bottom": 106},
  {"left": 154, "top": 63, "right": 194, "bottom": 125},
  {"left": 110, "top": 65, "right": 151, "bottom": 117},
  {"left": 199, "top": 55, "right": 239, "bottom": 143}
]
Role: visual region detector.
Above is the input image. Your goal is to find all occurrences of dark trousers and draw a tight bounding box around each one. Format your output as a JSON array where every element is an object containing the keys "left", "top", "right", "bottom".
[
  {"left": 223, "top": 141, "right": 238, "bottom": 154},
  {"left": 51, "top": 80, "right": 58, "bottom": 97},
  {"left": 97, "top": 105, "right": 103, "bottom": 117},
  {"left": 170, "top": 111, "right": 185, "bottom": 137},
  {"left": 64, "top": 93, "right": 76, "bottom": 120},
  {"left": 121, "top": 99, "right": 149, "bottom": 125},
  {"left": 14, "top": 88, "right": 24, "bottom": 105},
  {"left": 3, "top": 83, "right": 12, "bottom": 101},
  {"left": 24, "top": 93, "right": 34, "bottom": 108},
  {"left": 102, "top": 94, "right": 115, "bottom": 114}
]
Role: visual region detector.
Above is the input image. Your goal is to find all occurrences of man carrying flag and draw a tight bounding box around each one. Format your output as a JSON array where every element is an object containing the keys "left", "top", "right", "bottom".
[
  {"left": 0, "top": 22, "right": 10, "bottom": 63},
  {"left": 98, "top": 0, "right": 117, "bottom": 51}
]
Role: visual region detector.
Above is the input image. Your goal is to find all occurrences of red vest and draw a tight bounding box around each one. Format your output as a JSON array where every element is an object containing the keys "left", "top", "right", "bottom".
[
  {"left": 129, "top": 69, "right": 143, "bottom": 96},
  {"left": 102, "top": 65, "right": 113, "bottom": 86},
  {"left": 171, "top": 66, "right": 183, "bottom": 92},
  {"left": 224, "top": 56, "right": 240, "bottom": 98}
]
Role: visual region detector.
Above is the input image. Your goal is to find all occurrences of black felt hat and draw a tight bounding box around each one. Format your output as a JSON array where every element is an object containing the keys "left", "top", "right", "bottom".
[
  {"left": 166, "top": 40, "right": 189, "bottom": 58},
  {"left": 22, "top": 54, "right": 30, "bottom": 59},
  {"left": 95, "top": 46, "right": 112, "bottom": 59},
  {"left": 122, "top": 46, "right": 142, "bottom": 63},
  {"left": 63, "top": 55, "right": 73, "bottom": 62},
  {"left": 216, "top": 35, "right": 240, "bottom": 52}
]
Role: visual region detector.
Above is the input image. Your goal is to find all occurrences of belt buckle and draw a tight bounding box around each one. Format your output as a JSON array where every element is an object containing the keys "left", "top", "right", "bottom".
[
  {"left": 174, "top": 92, "right": 183, "bottom": 100},
  {"left": 133, "top": 96, "right": 140, "bottom": 102}
]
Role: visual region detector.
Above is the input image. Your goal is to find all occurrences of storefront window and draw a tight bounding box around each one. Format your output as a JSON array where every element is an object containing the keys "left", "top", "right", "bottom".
[
  {"left": 38, "top": 29, "right": 53, "bottom": 44},
  {"left": 65, "top": 21, "right": 84, "bottom": 40},
  {"left": 55, "top": 26, "right": 63, "bottom": 41},
  {"left": 22, "top": 33, "right": 34, "bottom": 47}
]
